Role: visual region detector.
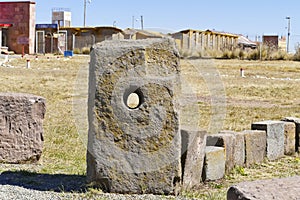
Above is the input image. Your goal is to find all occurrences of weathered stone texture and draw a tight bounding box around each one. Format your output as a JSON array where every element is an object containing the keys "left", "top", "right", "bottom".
[
  {"left": 87, "top": 38, "right": 181, "bottom": 194},
  {"left": 206, "top": 133, "right": 235, "bottom": 173},
  {"left": 203, "top": 146, "right": 225, "bottom": 181},
  {"left": 251, "top": 120, "right": 284, "bottom": 160},
  {"left": 181, "top": 128, "right": 206, "bottom": 189},
  {"left": 0, "top": 93, "right": 45, "bottom": 163},
  {"left": 282, "top": 117, "right": 300, "bottom": 152},
  {"left": 243, "top": 130, "right": 266, "bottom": 166},
  {"left": 227, "top": 176, "right": 300, "bottom": 200},
  {"left": 223, "top": 131, "right": 245, "bottom": 167},
  {"left": 282, "top": 122, "right": 296, "bottom": 155}
]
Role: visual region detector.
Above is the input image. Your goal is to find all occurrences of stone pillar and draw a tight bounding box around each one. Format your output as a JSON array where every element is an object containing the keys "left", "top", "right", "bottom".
[
  {"left": 242, "top": 130, "right": 266, "bottom": 166},
  {"left": 0, "top": 93, "right": 45, "bottom": 163},
  {"left": 282, "top": 117, "right": 300, "bottom": 152},
  {"left": 222, "top": 131, "right": 245, "bottom": 167},
  {"left": 87, "top": 38, "right": 181, "bottom": 194},
  {"left": 203, "top": 146, "right": 225, "bottom": 181},
  {"left": 181, "top": 129, "right": 206, "bottom": 189},
  {"left": 251, "top": 120, "right": 285, "bottom": 161},
  {"left": 206, "top": 133, "right": 235, "bottom": 173},
  {"left": 283, "top": 122, "right": 296, "bottom": 155}
]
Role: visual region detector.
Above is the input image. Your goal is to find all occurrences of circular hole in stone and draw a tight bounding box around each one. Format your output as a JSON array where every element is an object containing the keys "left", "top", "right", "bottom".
[{"left": 124, "top": 87, "right": 144, "bottom": 109}]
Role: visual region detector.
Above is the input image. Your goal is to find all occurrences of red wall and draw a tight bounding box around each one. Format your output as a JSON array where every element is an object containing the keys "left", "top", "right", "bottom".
[
  {"left": 0, "top": 1, "right": 35, "bottom": 54},
  {"left": 263, "top": 35, "right": 278, "bottom": 49}
]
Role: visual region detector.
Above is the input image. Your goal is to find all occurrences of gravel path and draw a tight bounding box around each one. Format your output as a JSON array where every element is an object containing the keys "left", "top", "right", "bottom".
[
  {"left": 0, "top": 164, "right": 191, "bottom": 200},
  {"left": 0, "top": 184, "right": 191, "bottom": 200}
]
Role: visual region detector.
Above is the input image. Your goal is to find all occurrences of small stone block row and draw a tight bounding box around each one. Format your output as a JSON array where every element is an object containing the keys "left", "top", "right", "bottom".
[
  {"left": 204, "top": 118, "right": 299, "bottom": 181},
  {"left": 204, "top": 130, "right": 266, "bottom": 181}
]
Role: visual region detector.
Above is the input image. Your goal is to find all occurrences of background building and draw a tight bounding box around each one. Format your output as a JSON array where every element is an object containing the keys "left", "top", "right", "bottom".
[
  {"left": 263, "top": 35, "right": 279, "bottom": 49},
  {"left": 0, "top": 1, "right": 35, "bottom": 54},
  {"left": 171, "top": 29, "right": 239, "bottom": 53},
  {"left": 52, "top": 8, "right": 71, "bottom": 27}
]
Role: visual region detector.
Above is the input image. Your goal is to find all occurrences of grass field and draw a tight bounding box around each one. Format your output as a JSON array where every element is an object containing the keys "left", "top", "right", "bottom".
[{"left": 0, "top": 55, "right": 300, "bottom": 199}]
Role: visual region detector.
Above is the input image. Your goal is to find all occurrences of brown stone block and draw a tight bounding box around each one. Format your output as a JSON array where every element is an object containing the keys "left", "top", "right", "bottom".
[
  {"left": 283, "top": 122, "right": 296, "bottom": 155},
  {"left": 0, "top": 93, "right": 46, "bottom": 164},
  {"left": 181, "top": 129, "right": 207, "bottom": 189},
  {"left": 243, "top": 130, "right": 266, "bottom": 166}
]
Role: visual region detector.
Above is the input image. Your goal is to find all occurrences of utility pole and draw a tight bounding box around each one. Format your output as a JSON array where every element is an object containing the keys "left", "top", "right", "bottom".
[
  {"left": 83, "top": 0, "right": 86, "bottom": 27},
  {"left": 286, "top": 16, "right": 291, "bottom": 53},
  {"left": 132, "top": 16, "right": 135, "bottom": 29},
  {"left": 141, "top": 15, "right": 144, "bottom": 30},
  {"left": 83, "top": 0, "right": 91, "bottom": 27}
]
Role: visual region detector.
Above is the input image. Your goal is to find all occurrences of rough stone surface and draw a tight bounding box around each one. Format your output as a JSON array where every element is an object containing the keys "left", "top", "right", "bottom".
[
  {"left": 203, "top": 146, "right": 225, "bottom": 181},
  {"left": 181, "top": 128, "right": 206, "bottom": 189},
  {"left": 282, "top": 122, "right": 296, "bottom": 155},
  {"left": 87, "top": 38, "right": 181, "bottom": 194},
  {"left": 222, "top": 131, "right": 245, "bottom": 167},
  {"left": 227, "top": 176, "right": 300, "bottom": 200},
  {"left": 206, "top": 133, "right": 235, "bottom": 173},
  {"left": 282, "top": 117, "right": 300, "bottom": 152},
  {"left": 0, "top": 93, "right": 45, "bottom": 163},
  {"left": 243, "top": 130, "right": 266, "bottom": 166},
  {"left": 251, "top": 120, "right": 284, "bottom": 160}
]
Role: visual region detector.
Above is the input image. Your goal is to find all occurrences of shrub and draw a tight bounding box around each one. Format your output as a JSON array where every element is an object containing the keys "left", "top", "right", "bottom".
[
  {"left": 221, "top": 49, "right": 232, "bottom": 59},
  {"left": 246, "top": 49, "right": 260, "bottom": 60},
  {"left": 293, "top": 44, "right": 300, "bottom": 61},
  {"left": 82, "top": 47, "right": 91, "bottom": 55},
  {"left": 73, "top": 48, "right": 81, "bottom": 54}
]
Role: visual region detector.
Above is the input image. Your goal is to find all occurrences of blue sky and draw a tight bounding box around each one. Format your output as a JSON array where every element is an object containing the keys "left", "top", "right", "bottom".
[{"left": 2, "top": 0, "right": 300, "bottom": 50}]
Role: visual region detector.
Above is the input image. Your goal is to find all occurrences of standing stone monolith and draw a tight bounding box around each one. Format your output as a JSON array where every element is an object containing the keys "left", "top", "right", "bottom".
[
  {"left": 0, "top": 93, "right": 45, "bottom": 163},
  {"left": 87, "top": 38, "right": 181, "bottom": 194}
]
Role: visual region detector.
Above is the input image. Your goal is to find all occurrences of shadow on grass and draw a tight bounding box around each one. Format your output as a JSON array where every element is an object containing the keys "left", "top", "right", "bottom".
[{"left": 0, "top": 170, "right": 87, "bottom": 192}]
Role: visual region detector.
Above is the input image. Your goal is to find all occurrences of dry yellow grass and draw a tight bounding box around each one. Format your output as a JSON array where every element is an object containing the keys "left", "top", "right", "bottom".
[
  {"left": 0, "top": 55, "right": 300, "bottom": 199},
  {"left": 0, "top": 55, "right": 89, "bottom": 175},
  {"left": 181, "top": 59, "right": 300, "bottom": 132},
  {"left": 180, "top": 58, "right": 300, "bottom": 199}
]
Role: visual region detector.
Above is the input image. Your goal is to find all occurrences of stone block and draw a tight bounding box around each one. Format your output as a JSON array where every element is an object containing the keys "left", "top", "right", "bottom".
[
  {"left": 282, "top": 117, "right": 300, "bottom": 152},
  {"left": 206, "top": 133, "right": 235, "bottom": 173},
  {"left": 243, "top": 130, "right": 266, "bottom": 166},
  {"left": 203, "top": 146, "right": 225, "bottom": 181},
  {"left": 0, "top": 93, "right": 45, "bottom": 163},
  {"left": 221, "top": 131, "right": 245, "bottom": 167},
  {"left": 181, "top": 128, "right": 206, "bottom": 189},
  {"left": 251, "top": 120, "right": 284, "bottom": 160},
  {"left": 282, "top": 122, "right": 296, "bottom": 155},
  {"left": 227, "top": 176, "right": 300, "bottom": 200},
  {"left": 87, "top": 38, "right": 181, "bottom": 194}
]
